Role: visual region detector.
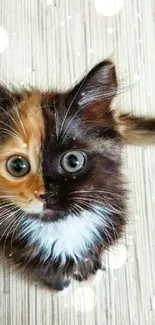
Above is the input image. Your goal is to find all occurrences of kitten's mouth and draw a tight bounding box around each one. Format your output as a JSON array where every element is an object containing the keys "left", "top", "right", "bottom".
[
  {"left": 40, "top": 206, "right": 67, "bottom": 222},
  {"left": 40, "top": 209, "right": 55, "bottom": 220}
]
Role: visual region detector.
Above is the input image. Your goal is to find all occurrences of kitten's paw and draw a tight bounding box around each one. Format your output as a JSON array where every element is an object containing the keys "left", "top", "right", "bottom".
[
  {"left": 91, "top": 260, "right": 102, "bottom": 274},
  {"left": 41, "top": 274, "right": 71, "bottom": 291},
  {"left": 73, "top": 272, "right": 87, "bottom": 282},
  {"left": 73, "top": 260, "right": 103, "bottom": 282},
  {"left": 44, "top": 278, "right": 71, "bottom": 291},
  {"left": 53, "top": 279, "right": 71, "bottom": 291}
]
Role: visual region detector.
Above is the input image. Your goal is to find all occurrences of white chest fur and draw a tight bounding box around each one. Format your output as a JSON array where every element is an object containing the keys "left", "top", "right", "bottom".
[{"left": 20, "top": 208, "right": 108, "bottom": 264}]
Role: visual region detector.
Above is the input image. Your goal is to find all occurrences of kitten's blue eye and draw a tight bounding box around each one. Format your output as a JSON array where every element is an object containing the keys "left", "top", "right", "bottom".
[
  {"left": 61, "top": 150, "right": 86, "bottom": 174},
  {"left": 6, "top": 155, "right": 30, "bottom": 177}
]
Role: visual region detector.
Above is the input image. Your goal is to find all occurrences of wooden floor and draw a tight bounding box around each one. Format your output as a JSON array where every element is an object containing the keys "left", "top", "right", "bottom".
[{"left": 0, "top": 0, "right": 155, "bottom": 324}]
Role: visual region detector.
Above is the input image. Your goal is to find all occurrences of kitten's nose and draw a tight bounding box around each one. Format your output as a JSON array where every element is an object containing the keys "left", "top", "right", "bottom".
[
  {"left": 39, "top": 193, "right": 47, "bottom": 201},
  {"left": 38, "top": 192, "right": 57, "bottom": 204}
]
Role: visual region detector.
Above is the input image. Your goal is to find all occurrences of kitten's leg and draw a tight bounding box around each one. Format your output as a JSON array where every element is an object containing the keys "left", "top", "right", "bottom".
[
  {"left": 43, "top": 276, "right": 71, "bottom": 291},
  {"left": 12, "top": 249, "right": 72, "bottom": 291},
  {"left": 118, "top": 115, "right": 155, "bottom": 144},
  {"left": 73, "top": 258, "right": 102, "bottom": 282},
  {"left": 35, "top": 269, "right": 71, "bottom": 291}
]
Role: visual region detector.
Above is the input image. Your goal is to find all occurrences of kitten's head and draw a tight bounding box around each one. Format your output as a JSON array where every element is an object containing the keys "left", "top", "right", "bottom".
[{"left": 0, "top": 60, "right": 126, "bottom": 247}]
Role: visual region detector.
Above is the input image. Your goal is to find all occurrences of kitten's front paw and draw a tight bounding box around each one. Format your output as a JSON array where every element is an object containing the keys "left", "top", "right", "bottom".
[
  {"left": 53, "top": 279, "right": 71, "bottom": 291},
  {"left": 91, "top": 260, "right": 102, "bottom": 274},
  {"left": 44, "top": 278, "right": 71, "bottom": 291},
  {"left": 74, "top": 260, "right": 102, "bottom": 282}
]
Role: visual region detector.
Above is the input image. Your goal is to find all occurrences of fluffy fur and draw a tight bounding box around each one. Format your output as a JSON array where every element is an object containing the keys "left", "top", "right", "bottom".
[
  {"left": 19, "top": 206, "right": 112, "bottom": 264},
  {"left": 0, "top": 60, "right": 154, "bottom": 291}
]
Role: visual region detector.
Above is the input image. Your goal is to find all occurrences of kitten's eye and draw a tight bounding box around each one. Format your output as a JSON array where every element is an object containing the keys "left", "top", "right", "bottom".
[
  {"left": 61, "top": 150, "right": 86, "bottom": 174},
  {"left": 6, "top": 155, "right": 30, "bottom": 177}
]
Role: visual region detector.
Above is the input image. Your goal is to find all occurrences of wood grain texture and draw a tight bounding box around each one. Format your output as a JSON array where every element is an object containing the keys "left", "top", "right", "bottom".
[{"left": 0, "top": 0, "right": 155, "bottom": 324}]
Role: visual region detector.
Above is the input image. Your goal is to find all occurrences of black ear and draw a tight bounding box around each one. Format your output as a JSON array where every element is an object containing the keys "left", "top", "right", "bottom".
[
  {"left": 0, "top": 84, "right": 14, "bottom": 110},
  {"left": 71, "top": 60, "right": 117, "bottom": 111}
]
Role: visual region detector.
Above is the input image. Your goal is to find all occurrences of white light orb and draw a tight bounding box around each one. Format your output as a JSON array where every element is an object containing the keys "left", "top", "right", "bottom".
[
  {"left": 95, "top": 0, "right": 124, "bottom": 16},
  {"left": 107, "top": 27, "right": 114, "bottom": 34},
  {"left": 103, "top": 244, "right": 127, "bottom": 269},
  {"left": 73, "top": 287, "right": 96, "bottom": 312},
  {"left": 0, "top": 26, "right": 8, "bottom": 53}
]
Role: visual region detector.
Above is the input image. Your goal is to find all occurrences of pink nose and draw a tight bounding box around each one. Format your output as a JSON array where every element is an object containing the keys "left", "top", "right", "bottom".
[
  {"left": 39, "top": 193, "right": 47, "bottom": 201},
  {"left": 34, "top": 191, "right": 46, "bottom": 201}
]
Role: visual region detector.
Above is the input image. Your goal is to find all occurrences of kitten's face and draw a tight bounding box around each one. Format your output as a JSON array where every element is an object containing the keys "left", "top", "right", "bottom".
[
  {"left": 0, "top": 61, "right": 125, "bottom": 240},
  {"left": 0, "top": 92, "right": 45, "bottom": 214}
]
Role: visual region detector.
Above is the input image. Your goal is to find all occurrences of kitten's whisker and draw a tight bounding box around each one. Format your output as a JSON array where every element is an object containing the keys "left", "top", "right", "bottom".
[
  {"left": 0, "top": 216, "right": 14, "bottom": 223},
  {"left": 71, "top": 201, "right": 112, "bottom": 246},
  {"left": 0, "top": 210, "right": 17, "bottom": 219},
  {"left": 61, "top": 121, "right": 94, "bottom": 143},
  {"left": 72, "top": 200, "right": 92, "bottom": 213},
  {"left": 71, "top": 196, "right": 123, "bottom": 215},
  {"left": 0, "top": 204, "right": 17, "bottom": 210},
  {"left": 0, "top": 128, "right": 19, "bottom": 139},
  {"left": 0, "top": 207, "right": 19, "bottom": 221},
  {"left": 10, "top": 211, "right": 25, "bottom": 251},
  {"left": 13, "top": 105, "right": 27, "bottom": 137},
  {"left": 0, "top": 127, "right": 23, "bottom": 143},
  {"left": 0, "top": 204, "right": 18, "bottom": 212},
  {"left": 59, "top": 77, "right": 87, "bottom": 140},
  {"left": 69, "top": 203, "right": 81, "bottom": 216},
  {"left": 2, "top": 209, "right": 21, "bottom": 257},
  {"left": 70, "top": 189, "right": 120, "bottom": 194},
  {"left": 0, "top": 104, "right": 26, "bottom": 138},
  {"left": 0, "top": 200, "right": 18, "bottom": 207},
  {"left": 90, "top": 207, "right": 116, "bottom": 245},
  {"left": 61, "top": 125, "right": 93, "bottom": 145},
  {"left": 0, "top": 94, "right": 15, "bottom": 107},
  {"left": 0, "top": 209, "right": 19, "bottom": 243},
  {"left": 69, "top": 189, "right": 124, "bottom": 199},
  {"left": 0, "top": 201, "right": 16, "bottom": 207},
  {"left": 71, "top": 193, "right": 121, "bottom": 207},
  {"left": 0, "top": 120, "right": 23, "bottom": 141},
  {"left": 0, "top": 202, "right": 20, "bottom": 218},
  {"left": 70, "top": 202, "right": 84, "bottom": 215},
  {"left": 53, "top": 97, "right": 59, "bottom": 141},
  {"left": 72, "top": 201, "right": 113, "bottom": 247},
  {"left": 60, "top": 106, "right": 87, "bottom": 143},
  {"left": 48, "top": 193, "right": 56, "bottom": 200},
  {"left": 0, "top": 195, "right": 18, "bottom": 198},
  {"left": 61, "top": 119, "right": 113, "bottom": 142}
]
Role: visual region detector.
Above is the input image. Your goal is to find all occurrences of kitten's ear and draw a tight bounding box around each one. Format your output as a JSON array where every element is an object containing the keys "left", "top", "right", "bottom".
[
  {"left": 70, "top": 60, "right": 117, "bottom": 120},
  {"left": 0, "top": 84, "right": 14, "bottom": 110}
]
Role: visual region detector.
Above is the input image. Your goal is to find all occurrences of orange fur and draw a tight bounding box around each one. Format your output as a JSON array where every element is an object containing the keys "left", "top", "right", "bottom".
[{"left": 0, "top": 92, "right": 45, "bottom": 213}]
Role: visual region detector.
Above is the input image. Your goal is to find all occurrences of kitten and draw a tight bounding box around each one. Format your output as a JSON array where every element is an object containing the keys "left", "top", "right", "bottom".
[{"left": 0, "top": 60, "right": 154, "bottom": 291}]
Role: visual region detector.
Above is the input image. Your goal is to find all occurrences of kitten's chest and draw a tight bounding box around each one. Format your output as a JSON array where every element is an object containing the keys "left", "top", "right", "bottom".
[{"left": 20, "top": 210, "right": 105, "bottom": 264}]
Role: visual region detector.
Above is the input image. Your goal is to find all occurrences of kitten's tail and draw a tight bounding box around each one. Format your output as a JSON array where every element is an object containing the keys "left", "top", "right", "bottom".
[{"left": 118, "top": 114, "right": 155, "bottom": 145}]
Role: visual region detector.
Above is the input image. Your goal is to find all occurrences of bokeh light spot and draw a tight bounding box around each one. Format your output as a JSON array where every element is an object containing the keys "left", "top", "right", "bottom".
[
  {"left": 95, "top": 0, "right": 124, "bottom": 16},
  {"left": 73, "top": 287, "right": 96, "bottom": 312}
]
